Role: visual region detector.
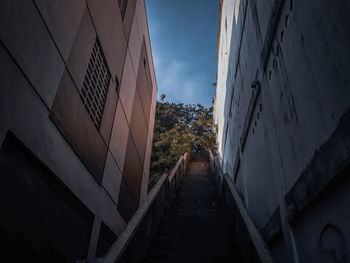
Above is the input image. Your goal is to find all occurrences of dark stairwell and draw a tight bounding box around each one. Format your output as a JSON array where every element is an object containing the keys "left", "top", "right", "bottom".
[
  {"left": 102, "top": 152, "right": 273, "bottom": 263},
  {"left": 144, "top": 153, "right": 243, "bottom": 263}
]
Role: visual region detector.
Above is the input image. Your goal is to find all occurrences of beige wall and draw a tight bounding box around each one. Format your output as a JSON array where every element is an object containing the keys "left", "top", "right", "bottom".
[{"left": 0, "top": 0, "right": 157, "bottom": 261}]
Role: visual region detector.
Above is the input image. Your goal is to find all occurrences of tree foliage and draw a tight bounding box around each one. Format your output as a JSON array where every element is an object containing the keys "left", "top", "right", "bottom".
[{"left": 148, "top": 95, "right": 217, "bottom": 190}]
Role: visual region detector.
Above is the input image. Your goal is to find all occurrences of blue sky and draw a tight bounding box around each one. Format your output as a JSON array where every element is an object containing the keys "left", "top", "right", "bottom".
[{"left": 145, "top": 0, "right": 219, "bottom": 108}]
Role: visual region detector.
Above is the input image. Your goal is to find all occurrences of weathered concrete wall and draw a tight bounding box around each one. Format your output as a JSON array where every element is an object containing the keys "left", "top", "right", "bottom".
[
  {"left": 0, "top": 0, "right": 157, "bottom": 261},
  {"left": 214, "top": 0, "right": 350, "bottom": 261}
]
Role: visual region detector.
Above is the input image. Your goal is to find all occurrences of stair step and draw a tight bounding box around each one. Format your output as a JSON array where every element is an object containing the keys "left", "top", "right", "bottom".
[{"left": 144, "top": 156, "right": 244, "bottom": 263}]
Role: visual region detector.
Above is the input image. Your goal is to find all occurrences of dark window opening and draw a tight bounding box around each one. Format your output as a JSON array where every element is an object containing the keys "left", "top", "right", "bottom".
[
  {"left": 285, "top": 15, "right": 289, "bottom": 27},
  {"left": 229, "top": 87, "right": 235, "bottom": 118},
  {"left": 81, "top": 37, "right": 111, "bottom": 130},
  {"left": 233, "top": 158, "right": 241, "bottom": 183},
  {"left": 143, "top": 58, "right": 146, "bottom": 68},
  {"left": 224, "top": 124, "right": 229, "bottom": 148},
  {"left": 118, "top": 0, "right": 128, "bottom": 20},
  {"left": 115, "top": 76, "right": 120, "bottom": 96}
]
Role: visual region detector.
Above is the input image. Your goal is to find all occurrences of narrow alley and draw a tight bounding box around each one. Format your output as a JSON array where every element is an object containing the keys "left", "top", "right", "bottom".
[{"left": 144, "top": 153, "right": 243, "bottom": 262}]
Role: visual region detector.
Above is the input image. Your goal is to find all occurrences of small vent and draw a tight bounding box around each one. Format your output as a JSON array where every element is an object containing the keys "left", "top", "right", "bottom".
[
  {"left": 118, "top": 0, "right": 128, "bottom": 20},
  {"left": 81, "top": 38, "right": 111, "bottom": 130}
]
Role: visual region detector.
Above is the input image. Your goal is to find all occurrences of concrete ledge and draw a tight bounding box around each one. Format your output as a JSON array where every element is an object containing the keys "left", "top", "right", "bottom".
[
  {"left": 261, "top": 108, "right": 350, "bottom": 242},
  {"left": 211, "top": 155, "right": 274, "bottom": 263},
  {"left": 286, "top": 108, "right": 350, "bottom": 222}
]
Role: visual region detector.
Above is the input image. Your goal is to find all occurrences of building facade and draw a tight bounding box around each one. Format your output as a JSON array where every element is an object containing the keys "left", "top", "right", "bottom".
[
  {"left": 0, "top": 0, "right": 157, "bottom": 261},
  {"left": 214, "top": 0, "right": 350, "bottom": 262}
]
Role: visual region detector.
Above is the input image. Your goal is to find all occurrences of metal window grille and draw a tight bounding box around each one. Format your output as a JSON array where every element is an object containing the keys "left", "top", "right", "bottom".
[
  {"left": 81, "top": 37, "right": 111, "bottom": 130},
  {"left": 118, "top": 0, "right": 128, "bottom": 20}
]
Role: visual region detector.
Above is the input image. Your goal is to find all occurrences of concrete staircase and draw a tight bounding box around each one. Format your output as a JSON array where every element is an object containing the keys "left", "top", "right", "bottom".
[{"left": 144, "top": 153, "right": 244, "bottom": 263}]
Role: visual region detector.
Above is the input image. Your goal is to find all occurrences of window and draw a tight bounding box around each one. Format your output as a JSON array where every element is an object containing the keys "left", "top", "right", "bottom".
[
  {"left": 224, "top": 124, "right": 229, "bottom": 150},
  {"left": 118, "top": 0, "right": 128, "bottom": 20},
  {"left": 229, "top": 88, "right": 235, "bottom": 118},
  {"left": 115, "top": 76, "right": 120, "bottom": 96},
  {"left": 81, "top": 37, "right": 111, "bottom": 130},
  {"left": 281, "top": 30, "right": 285, "bottom": 43},
  {"left": 285, "top": 15, "right": 290, "bottom": 27}
]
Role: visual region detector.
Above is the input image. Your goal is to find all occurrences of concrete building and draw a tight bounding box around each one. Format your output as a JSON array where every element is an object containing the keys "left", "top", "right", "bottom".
[
  {"left": 0, "top": 0, "right": 157, "bottom": 261},
  {"left": 214, "top": 0, "right": 350, "bottom": 262}
]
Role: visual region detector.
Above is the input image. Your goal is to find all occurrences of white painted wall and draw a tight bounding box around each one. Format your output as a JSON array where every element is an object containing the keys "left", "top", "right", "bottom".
[
  {"left": 214, "top": 0, "right": 236, "bottom": 159},
  {"left": 214, "top": 0, "right": 350, "bottom": 261}
]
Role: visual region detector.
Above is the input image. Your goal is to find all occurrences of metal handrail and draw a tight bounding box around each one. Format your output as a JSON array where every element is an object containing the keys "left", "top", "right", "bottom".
[
  {"left": 103, "top": 152, "right": 190, "bottom": 263},
  {"left": 209, "top": 151, "right": 274, "bottom": 263}
]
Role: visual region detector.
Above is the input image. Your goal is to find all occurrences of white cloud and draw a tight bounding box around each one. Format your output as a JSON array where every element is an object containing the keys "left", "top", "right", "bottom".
[
  {"left": 147, "top": 3, "right": 213, "bottom": 106},
  {"left": 154, "top": 51, "right": 207, "bottom": 105}
]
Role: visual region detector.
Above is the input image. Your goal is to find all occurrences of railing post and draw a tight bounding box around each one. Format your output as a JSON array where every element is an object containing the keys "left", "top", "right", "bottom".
[
  {"left": 209, "top": 151, "right": 274, "bottom": 263},
  {"left": 102, "top": 153, "right": 190, "bottom": 263}
]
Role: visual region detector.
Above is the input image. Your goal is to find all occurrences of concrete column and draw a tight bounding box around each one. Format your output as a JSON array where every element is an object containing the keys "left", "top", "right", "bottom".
[{"left": 87, "top": 216, "right": 102, "bottom": 262}]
